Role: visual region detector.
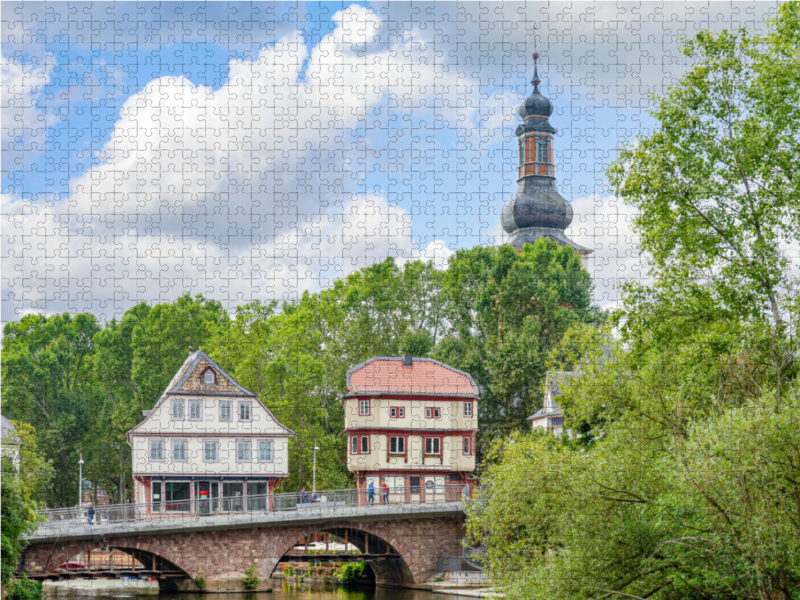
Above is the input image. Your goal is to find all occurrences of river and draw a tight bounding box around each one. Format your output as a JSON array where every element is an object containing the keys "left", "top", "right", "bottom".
[{"left": 45, "top": 583, "right": 475, "bottom": 600}]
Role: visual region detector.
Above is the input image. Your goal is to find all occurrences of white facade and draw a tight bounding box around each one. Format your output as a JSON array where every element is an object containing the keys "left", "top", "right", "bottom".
[
  {"left": 528, "top": 371, "right": 574, "bottom": 438},
  {"left": 127, "top": 350, "right": 294, "bottom": 513}
]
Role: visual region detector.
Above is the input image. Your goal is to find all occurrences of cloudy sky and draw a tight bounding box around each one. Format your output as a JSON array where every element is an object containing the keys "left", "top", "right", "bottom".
[{"left": 1, "top": 1, "right": 779, "bottom": 323}]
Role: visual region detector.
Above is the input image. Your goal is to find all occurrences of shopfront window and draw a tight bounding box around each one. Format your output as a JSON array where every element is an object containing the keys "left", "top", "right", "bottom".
[{"left": 165, "top": 482, "right": 190, "bottom": 512}]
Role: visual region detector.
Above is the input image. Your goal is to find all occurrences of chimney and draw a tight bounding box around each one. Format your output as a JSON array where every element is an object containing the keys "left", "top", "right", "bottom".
[{"left": 403, "top": 356, "right": 413, "bottom": 367}]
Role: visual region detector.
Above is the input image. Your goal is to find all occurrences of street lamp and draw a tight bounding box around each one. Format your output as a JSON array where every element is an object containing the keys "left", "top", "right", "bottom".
[
  {"left": 78, "top": 453, "right": 84, "bottom": 509},
  {"left": 312, "top": 441, "right": 320, "bottom": 493}
]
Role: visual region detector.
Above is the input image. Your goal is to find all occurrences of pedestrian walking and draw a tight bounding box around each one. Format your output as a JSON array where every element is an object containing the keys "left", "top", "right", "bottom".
[
  {"left": 87, "top": 502, "right": 95, "bottom": 525},
  {"left": 367, "top": 482, "right": 375, "bottom": 506},
  {"left": 299, "top": 487, "right": 307, "bottom": 504},
  {"left": 381, "top": 482, "right": 389, "bottom": 505}
]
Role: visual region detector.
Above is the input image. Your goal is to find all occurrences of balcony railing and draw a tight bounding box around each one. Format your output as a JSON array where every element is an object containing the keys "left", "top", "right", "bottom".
[{"left": 36, "top": 484, "right": 470, "bottom": 528}]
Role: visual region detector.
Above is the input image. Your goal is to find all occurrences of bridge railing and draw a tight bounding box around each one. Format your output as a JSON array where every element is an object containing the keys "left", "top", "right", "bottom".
[{"left": 36, "top": 485, "right": 468, "bottom": 528}]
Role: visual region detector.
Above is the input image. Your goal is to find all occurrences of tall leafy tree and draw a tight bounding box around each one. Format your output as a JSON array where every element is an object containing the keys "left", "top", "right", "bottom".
[
  {"left": 2, "top": 313, "right": 100, "bottom": 506},
  {"left": 468, "top": 6, "right": 800, "bottom": 600}
]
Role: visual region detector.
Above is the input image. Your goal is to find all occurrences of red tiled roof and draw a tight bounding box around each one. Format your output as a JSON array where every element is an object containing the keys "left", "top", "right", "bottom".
[{"left": 347, "top": 357, "right": 478, "bottom": 396}]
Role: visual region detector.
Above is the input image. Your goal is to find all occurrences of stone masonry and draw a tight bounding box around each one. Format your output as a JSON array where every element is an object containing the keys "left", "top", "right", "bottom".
[{"left": 22, "top": 515, "right": 465, "bottom": 588}]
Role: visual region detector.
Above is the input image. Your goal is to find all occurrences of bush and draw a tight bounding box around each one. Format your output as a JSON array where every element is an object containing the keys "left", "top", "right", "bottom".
[
  {"left": 339, "top": 561, "right": 366, "bottom": 585},
  {"left": 5, "top": 576, "right": 42, "bottom": 600},
  {"left": 241, "top": 560, "right": 260, "bottom": 590}
]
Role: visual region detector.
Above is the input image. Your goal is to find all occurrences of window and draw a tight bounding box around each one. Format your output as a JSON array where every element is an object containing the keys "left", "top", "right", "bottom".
[
  {"left": 149, "top": 439, "right": 165, "bottom": 461},
  {"left": 537, "top": 138, "right": 549, "bottom": 163},
  {"left": 202, "top": 368, "right": 216, "bottom": 385},
  {"left": 409, "top": 476, "right": 420, "bottom": 494},
  {"left": 351, "top": 436, "right": 359, "bottom": 454},
  {"left": 464, "top": 402, "right": 473, "bottom": 417},
  {"left": 258, "top": 440, "right": 273, "bottom": 462},
  {"left": 425, "top": 407, "right": 441, "bottom": 419},
  {"left": 172, "top": 440, "right": 187, "bottom": 461},
  {"left": 238, "top": 402, "right": 251, "bottom": 422},
  {"left": 236, "top": 440, "right": 251, "bottom": 462},
  {"left": 171, "top": 399, "right": 185, "bottom": 420},
  {"left": 520, "top": 139, "right": 526, "bottom": 165},
  {"left": 358, "top": 400, "right": 370, "bottom": 416},
  {"left": 463, "top": 437, "right": 472, "bottom": 456},
  {"left": 424, "top": 437, "right": 441, "bottom": 455},
  {"left": 389, "top": 436, "right": 406, "bottom": 454},
  {"left": 203, "top": 440, "right": 218, "bottom": 462},
  {"left": 220, "top": 401, "right": 232, "bottom": 422},
  {"left": 390, "top": 407, "right": 405, "bottom": 418},
  {"left": 189, "top": 400, "right": 202, "bottom": 421}
]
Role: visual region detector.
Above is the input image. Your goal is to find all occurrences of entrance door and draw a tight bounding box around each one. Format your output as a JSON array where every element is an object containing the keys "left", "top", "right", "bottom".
[
  {"left": 424, "top": 476, "right": 445, "bottom": 502},
  {"left": 409, "top": 476, "right": 421, "bottom": 503},
  {"left": 151, "top": 481, "right": 162, "bottom": 513},
  {"left": 196, "top": 482, "right": 213, "bottom": 515},
  {"left": 386, "top": 476, "right": 405, "bottom": 503}
]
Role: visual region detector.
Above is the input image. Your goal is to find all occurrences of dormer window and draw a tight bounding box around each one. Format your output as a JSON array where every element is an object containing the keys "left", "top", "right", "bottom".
[{"left": 202, "top": 368, "right": 216, "bottom": 385}]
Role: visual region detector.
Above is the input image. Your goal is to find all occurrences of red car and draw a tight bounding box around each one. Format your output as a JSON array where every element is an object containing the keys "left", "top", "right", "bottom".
[{"left": 56, "top": 561, "right": 87, "bottom": 570}]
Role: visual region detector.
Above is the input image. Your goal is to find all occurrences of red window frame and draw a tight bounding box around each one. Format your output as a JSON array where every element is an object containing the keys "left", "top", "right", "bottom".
[
  {"left": 358, "top": 399, "right": 371, "bottom": 416},
  {"left": 351, "top": 435, "right": 370, "bottom": 454},
  {"left": 464, "top": 402, "right": 473, "bottom": 417},
  {"left": 425, "top": 407, "right": 441, "bottom": 419},
  {"left": 388, "top": 435, "right": 407, "bottom": 455},
  {"left": 201, "top": 367, "right": 217, "bottom": 385},
  {"left": 424, "top": 436, "right": 442, "bottom": 456},
  {"left": 390, "top": 407, "right": 405, "bottom": 419}
]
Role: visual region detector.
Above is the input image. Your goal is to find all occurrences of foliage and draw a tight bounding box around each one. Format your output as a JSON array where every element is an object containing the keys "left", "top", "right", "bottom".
[
  {"left": 468, "top": 6, "right": 800, "bottom": 600},
  {"left": 1, "top": 423, "right": 51, "bottom": 595},
  {"left": 339, "top": 561, "right": 367, "bottom": 585},
  {"left": 193, "top": 576, "right": 205, "bottom": 591},
  {"left": 4, "top": 575, "right": 42, "bottom": 600},
  {"left": 241, "top": 560, "right": 260, "bottom": 590},
  {"left": 3, "top": 234, "right": 594, "bottom": 503}
]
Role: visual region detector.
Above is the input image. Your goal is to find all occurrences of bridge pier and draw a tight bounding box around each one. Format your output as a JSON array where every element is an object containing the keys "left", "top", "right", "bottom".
[{"left": 22, "top": 514, "right": 465, "bottom": 589}]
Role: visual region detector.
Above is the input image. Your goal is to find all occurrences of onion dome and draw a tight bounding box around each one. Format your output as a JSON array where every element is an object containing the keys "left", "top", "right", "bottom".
[{"left": 518, "top": 52, "right": 553, "bottom": 118}]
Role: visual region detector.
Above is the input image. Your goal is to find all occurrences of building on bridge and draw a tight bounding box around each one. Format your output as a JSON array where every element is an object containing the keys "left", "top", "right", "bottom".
[
  {"left": 343, "top": 356, "right": 478, "bottom": 502},
  {"left": 128, "top": 349, "right": 294, "bottom": 514}
]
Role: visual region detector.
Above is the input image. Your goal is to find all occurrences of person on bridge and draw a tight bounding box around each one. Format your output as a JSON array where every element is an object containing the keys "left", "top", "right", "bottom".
[
  {"left": 367, "top": 482, "right": 375, "bottom": 506},
  {"left": 299, "top": 488, "right": 307, "bottom": 504},
  {"left": 86, "top": 502, "right": 95, "bottom": 525},
  {"left": 381, "top": 482, "right": 389, "bottom": 505}
]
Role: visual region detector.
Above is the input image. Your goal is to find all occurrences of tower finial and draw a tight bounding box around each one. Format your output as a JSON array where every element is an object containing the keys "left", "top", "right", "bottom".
[{"left": 531, "top": 51, "right": 541, "bottom": 88}]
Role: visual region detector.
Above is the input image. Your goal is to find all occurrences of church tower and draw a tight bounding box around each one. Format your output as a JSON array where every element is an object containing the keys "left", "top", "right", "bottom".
[{"left": 502, "top": 53, "right": 592, "bottom": 270}]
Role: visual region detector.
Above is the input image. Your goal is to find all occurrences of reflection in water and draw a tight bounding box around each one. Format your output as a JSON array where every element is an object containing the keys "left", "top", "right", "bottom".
[{"left": 48, "top": 582, "right": 471, "bottom": 600}]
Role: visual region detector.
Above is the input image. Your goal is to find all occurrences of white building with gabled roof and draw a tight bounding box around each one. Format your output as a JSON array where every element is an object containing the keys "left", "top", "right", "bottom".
[
  {"left": 127, "top": 350, "right": 294, "bottom": 514},
  {"left": 527, "top": 371, "right": 575, "bottom": 438}
]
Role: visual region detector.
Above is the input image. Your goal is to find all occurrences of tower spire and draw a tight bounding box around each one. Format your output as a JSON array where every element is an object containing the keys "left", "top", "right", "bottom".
[
  {"left": 531, "top": 51, "right": 541, "bottom": 88},
  {"left": 500, "top": 51, "right": 593, "bottom": 270}
]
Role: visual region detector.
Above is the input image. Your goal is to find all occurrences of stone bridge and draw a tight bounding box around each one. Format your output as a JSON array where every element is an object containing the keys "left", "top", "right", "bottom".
[{"left": 21, "top": 503, "right": 466, "bottom": 589}]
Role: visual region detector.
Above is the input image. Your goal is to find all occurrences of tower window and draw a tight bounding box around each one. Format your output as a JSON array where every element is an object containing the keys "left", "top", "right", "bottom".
[
  {"left": 537, "top": 138, "right": 549, "bottom": 163},
  {"left": 520, "top": 139, "right": 526, "bottom": 165}
]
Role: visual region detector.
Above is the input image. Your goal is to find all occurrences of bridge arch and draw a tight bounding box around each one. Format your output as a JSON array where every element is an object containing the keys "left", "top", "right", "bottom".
[
  {"left": 270, "top": 523, "right": 415, "bottom": 586},
  {"left": 33, "top": 540, "right": 192, "bottom": 589}
]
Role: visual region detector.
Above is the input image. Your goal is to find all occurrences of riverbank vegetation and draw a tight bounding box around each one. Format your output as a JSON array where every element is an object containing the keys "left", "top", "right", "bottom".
[
  {"left": 1, "top": 425, "right": 53, "bottom": 599},
  {"left": 467, "top": 5, "right": 800, "bottom": 600}
]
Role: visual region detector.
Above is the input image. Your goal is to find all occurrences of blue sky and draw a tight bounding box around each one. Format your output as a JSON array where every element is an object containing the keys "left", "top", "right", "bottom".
[{"left": 1, "top": 1, "right": 779, "bottom": 322}]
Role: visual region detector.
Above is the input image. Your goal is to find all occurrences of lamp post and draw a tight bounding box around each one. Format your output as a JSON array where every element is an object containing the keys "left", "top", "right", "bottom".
[
  {"left": 312, "top": 441, "right": 320, "bottom": 493},
  {"left": 78, "top": 453, "right": 84, "bottom": 510}
]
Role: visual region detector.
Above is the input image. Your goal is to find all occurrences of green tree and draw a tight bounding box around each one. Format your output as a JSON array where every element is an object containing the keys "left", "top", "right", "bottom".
[
  {"left": 468, "top": 5, "right": 800, "bottom": 599},
  {"left": 1, "top": 313, "right": 100, "bottom": 506},
  {"left": 1, "top": 422, "right": 53, "bottom": 599},
  {"left": 436, "top": 240, "right": 598, "bottom": 449}
]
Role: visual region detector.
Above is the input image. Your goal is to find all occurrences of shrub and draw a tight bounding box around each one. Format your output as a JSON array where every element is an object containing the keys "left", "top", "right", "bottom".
[{"left": 241, "top": 560, "right": 260, "bottom": 590}]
